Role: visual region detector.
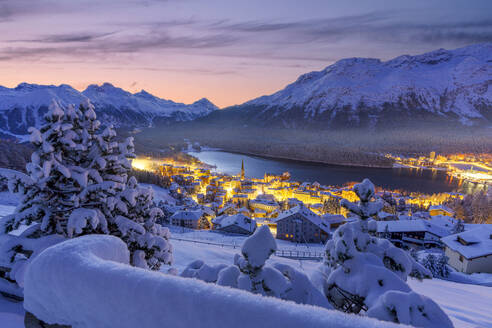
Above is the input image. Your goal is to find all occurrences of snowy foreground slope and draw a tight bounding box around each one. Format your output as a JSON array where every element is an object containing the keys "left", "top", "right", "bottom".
[
  {"left": 23, "top": 235, "right": 401, "bottom": 328},
  {"left": 0, "top": 82, "right": 218, "bottom": 137},
  {"left": 215, "top": 43, "right": 492, "bottom": 128},
  {"left": 0, "top": 234, "right": 490, "bottom": 327},
  {"left": 170, "top": 239, "right": 492, "bottom": 328}
]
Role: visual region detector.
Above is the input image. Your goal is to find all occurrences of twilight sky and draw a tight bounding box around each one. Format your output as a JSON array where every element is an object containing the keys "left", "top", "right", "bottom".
[{"left": 1, "top": 0, "right": 491, "bottom": 107}]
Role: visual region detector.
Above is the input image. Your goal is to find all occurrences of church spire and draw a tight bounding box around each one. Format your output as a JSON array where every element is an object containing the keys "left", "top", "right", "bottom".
[{"left": 241, "top": 159, "right": 245, "bottom": 180}]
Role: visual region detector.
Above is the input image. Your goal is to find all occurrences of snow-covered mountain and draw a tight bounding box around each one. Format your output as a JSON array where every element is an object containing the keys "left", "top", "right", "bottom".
[
  {"left": 0, "top": 82, "right": 218, "bottom": 138},
  {"left": 207, "top": 43, "right": 491, "bottom": 128}
]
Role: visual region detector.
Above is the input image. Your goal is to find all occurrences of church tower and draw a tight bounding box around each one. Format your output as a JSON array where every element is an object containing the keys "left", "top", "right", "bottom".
[{"left": 241, "top": 160, "right": 245, "bottom": 180}]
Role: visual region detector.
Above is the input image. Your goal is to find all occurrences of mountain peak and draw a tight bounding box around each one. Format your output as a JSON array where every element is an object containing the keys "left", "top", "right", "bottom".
[
  {"left": 134, "top": 89, "right": 156, "bottom": 99},
  {"left": 193, "top": 97, "right": 217, "bottom": 109},
  {"left": 84, "top": 82, "right": 122, "bottom": 93},
  {"left": 15, "top": 82, "right": 45, "bottom": 90}
]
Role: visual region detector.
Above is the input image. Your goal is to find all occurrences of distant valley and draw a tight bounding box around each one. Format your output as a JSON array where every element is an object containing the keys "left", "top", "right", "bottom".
[{"left": 1, "top": 44, "right": 491, "bottom": 167}]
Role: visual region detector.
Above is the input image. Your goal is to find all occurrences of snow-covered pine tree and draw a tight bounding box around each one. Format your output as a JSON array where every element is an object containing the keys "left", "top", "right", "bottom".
[
  {"left": 73, "top": 101, "right": 172, "bottom": 270},
  {"left": 0, "top": 101, "right": 88, "bottom": 235},
  {"left": 0, "top": 101, "right": 96, "bottom": 299},
  {"left": 409, "top": 248, "right": 419, "bottom": 262},
  {"left": 197, "top": 214, "right": 211, "bottom": 230},
  {"left": 0, "top": 100, "right": 172, "bottom": 298},
  {"left": 451, "top": 218, "right": 465, "bottom": 234},
  {"left": 436, "top": 254, "right": 450, "bottom": 278},
  {"left": 322, "top": 179, "right": 451, "bottom": 327},
  {"left": 422, "top": 254, "right": 450, "bottom": 278},
  {"left": 421, "top": 254, "right": 437, "bottom": 275},
  {"left": 382, "top": 224, "right": 391, "bottom": 240}
]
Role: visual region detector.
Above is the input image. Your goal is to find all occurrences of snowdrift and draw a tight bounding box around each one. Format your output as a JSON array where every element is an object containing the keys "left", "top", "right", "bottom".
[{"left": 24, "top": 235, "right": 402, "bottom": 328}]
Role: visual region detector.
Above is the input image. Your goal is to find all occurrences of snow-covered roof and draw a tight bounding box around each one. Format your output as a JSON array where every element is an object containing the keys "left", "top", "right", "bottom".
[
  {"left": 200, "top": 206, "right": 215, "bottom": 217},
  {"left": 441, "top": 226, "right": 492, "bottom": 259},
  {"left": 275, "top": 205, "right": 330, "bottom": 233},
  {"left": 216, "top": 214, "right": 256, "bottom": 233},
  {"left": 428, "top": 205, "right": 454, "bottom": 215},
  {"left": 211, "top": 214, "right": 226, "bottom": 225},
  {"left": 413, "top": 211, "right": 431, "bottom": 220},
  {"left": 429, "top": 215, "right": 457, "bottom": 230},
  {"left": 170, "top": 210, "right": 203, "bottom": 221},
  {"left": 321, "top": 214, "right": 346, "bottom": 225},
  {"left": 376, "top": 220, "right": 451, "bottom": 238},
  {"left": 250, "top": 199, "right": 278, "bottom": 207},
  {"left": 377, "top": 211, "right": 396, "bottom": 219}
]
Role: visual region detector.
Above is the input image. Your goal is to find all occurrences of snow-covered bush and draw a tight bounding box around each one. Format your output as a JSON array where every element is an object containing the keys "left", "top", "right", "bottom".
[
  {"left": 181, "top": 225, "right": 330, "bottom": 308},
  {"left": 321, "top": 179, "right": 451, "bottom": 327},
  {"left": 367, "top": 291, "right": 453, "bottom": 327},
  {"left": 181, "top": 260, "right": 227, "bottom": 283},
  {"left": 0, "top": 100, "right": 172, "bottom": 297}
]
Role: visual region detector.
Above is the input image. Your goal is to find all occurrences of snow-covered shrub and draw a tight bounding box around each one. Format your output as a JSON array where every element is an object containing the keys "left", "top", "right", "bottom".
[
  {"left": 321, "top": 179, "right": 450, "bottom": 327},
  {"left": 0, "top": 100, "right": 172, "bottom": 297},
  {"left": 233, "top": 225, "right": 288, "bottom": 297},
  {"left": 181, "top": 225, "right": 331, "bottom": 308},
  {"left": 367, "top": 291, "right": 453, "bottom": 327},
  {"left": 181, "top": 260, "right": 227, "bottom": 283}
]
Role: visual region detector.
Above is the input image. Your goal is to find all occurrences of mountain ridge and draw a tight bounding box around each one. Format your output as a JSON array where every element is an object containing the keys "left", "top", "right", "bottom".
[
  {"left": 203, "top": 43, "right": 491, "bottom": 129},
  {"left": 0, "top": 82, "right": 218, "bottom": 138}
]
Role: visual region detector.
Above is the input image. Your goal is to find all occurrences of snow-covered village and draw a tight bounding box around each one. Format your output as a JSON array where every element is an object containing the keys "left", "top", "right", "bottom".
[{"left": 0, "top": 1, "right": 491, "bottom": 328}]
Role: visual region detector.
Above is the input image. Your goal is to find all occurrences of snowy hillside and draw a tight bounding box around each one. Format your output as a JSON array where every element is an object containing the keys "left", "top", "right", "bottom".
[
  {"left": 216, "top": 43, "right": 492, "bottom": 128},
  {"left": 0, "top": 83, "right": 218, "bottom": 137}
]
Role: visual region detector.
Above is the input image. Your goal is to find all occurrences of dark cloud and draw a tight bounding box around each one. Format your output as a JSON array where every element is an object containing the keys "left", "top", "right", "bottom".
[
  {"left": 1, "top": 8, "right": 490, "bottom": 64},
  {"left": 211, "top": 12, "right": 492, "bottom": 46},
  {"left": 8, "top": 32, "right": 117, "bottom": 43},
  {"left": 0, "top": 31, "right": 238, "bottom": 62},
  {"left": 0, "top": 0, "right": 67, "bottom": 22}
]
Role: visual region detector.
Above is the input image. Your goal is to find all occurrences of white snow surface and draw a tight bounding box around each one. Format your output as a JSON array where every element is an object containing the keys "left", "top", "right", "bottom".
[
  {"left": 247, "top": 43, "right": 492, "bottom": 120},
  {"left": 23, "top": 234, "right": 401, "bottom": 328},
  {"left": 0, "top": 296, "right": 24, "bottom": 328}
]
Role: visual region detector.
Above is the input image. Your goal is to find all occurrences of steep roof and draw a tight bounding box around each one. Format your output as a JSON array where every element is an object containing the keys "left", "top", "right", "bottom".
[
  {"left": 441, "top": 226, "right": 492, "bottom": 259},
  {"left": 275, "top": 205, "right": 330, "bottom": 233},
  {"left": 170, "top": 210, "right": 203, "bottom": 221},
  {"left": 216, "top": 214, "right": 256, "bottom": 233},
  {"left": 321, "top": 214, "right": 346, "bottom": 226},
  {"left": 376, "top": 219, "right": 451, "bottom": 238},
  {"left": 429, "top": 215, "right": 458, "bottom": 230}
]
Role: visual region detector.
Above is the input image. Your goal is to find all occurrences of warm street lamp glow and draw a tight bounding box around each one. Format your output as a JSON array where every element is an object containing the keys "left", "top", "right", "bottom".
[{"left": 131, "top": 158, "right": 154, "bottom": 171}]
